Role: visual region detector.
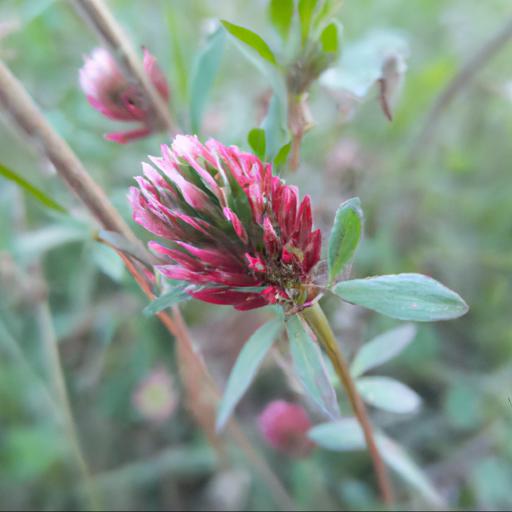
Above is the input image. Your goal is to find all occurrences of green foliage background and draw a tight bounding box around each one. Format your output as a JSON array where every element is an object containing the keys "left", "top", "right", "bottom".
[{"left": 1, "top": 0, "right": 512, "bottom": 509}]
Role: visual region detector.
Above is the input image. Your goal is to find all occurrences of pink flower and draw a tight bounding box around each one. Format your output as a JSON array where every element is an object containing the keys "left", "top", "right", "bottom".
[
  {"left": 129, "top": 135, "right": 322, "bottom": 311},
  {"left": 79, "top": 47, "right": 169, "bottom": 144},
  {"left": 132, "top": 367, "right": 178, "bottom": 423},
  {"left": 258, "top": 400, "right": 314, "bottom": 457}
]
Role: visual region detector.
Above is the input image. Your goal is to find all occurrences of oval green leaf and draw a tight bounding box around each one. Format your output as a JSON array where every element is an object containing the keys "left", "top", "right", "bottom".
[
  {"left": 356, "top": 376, "right": 421, "bottom": 414},
  {"left": 308, "top": 417, "right": 364, "bottom": 451},
  {"left": 221, "top": 20, "right": 277, "bottom": 65},
  {"left": 216, "top": 318, "right": 283, "bottom": 432},
  {"left": 247, "top": 128, "right": 266, "bottom": 160},
  {"left": 334, "top": 273, "right": 469, "bottom": 321},
  {"left": 268, "top": 0, "right": 294, "bottom": 40},
  {"left": 328, "top": 197, "right": 363, "bottom": 284},
  {"left": 320, "top": 21, "right": 341, "bottom": 54},
  {"left": 273, "top": 140, "right": 292, "bottom": 170},
  {"left": 351, "top": 323, "right": 416, "bottom": 377},
  {"left": 286, "top": 315, "right": 340, "bottom": 419}
]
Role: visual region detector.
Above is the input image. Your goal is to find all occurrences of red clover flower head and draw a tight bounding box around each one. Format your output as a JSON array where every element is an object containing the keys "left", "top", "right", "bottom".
[
  {"left": 79, "top": 47, "right": 169, "bottom": 144},
  {"left": 129, "top": 135, "right": 322, "bottom": 311}
]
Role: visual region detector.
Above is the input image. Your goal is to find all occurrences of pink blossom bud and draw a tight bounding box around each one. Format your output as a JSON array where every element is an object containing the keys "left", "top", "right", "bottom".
[
  {"left": 258, "top": 400, "right": 314, "bottom": 457},
  {"left": 79, "top": 47, "right": 170, "bottom": 143}
]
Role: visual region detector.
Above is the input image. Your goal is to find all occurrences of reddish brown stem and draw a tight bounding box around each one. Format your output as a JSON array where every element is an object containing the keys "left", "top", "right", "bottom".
[{"left": 301, "top": 303, "right": 394, "bottom": 506}]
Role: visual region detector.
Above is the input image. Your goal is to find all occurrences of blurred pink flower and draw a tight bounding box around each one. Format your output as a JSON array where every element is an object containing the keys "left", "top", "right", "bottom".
[
  {"left": 258, "top": 400, "right": 314, "bottom": 457},
  {"left": 79, "top": 47, "right": 169, "bottom": 144},
  {"left": 129, "top": 135, "right": 322, "bottom": 311},
  {"left": 132, "top": 367, "right": 178, "bottom": 423}
]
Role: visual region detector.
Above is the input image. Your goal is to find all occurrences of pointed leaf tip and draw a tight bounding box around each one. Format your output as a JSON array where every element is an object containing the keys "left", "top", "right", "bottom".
[{"left": 221, "top": 20, "right": 277, "bottom": 66}]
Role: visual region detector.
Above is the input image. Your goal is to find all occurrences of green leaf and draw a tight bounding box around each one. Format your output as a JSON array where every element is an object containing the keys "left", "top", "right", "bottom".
[
  {"left": 351, "top": 323, "right": 416, "bottom": 377},
  {"left": 189, "top": 28, "right": 225, "bottom": 134},
  {"left": 298, "top": 0, "right": 318, "bottom": 44},
  {"left": 247, "top": 128, "right": 266, "bottom": 160},
  {"left": 268, "top": 0, "right": 294, "bottom": 40},
  {"left": 328, "top": 197, "right": 363, "bottom": 284},
  {"left": 91, "top": 243, "right": 124, "bottom": 283},
  {"left": 376, "top": 434, "right": 445, "bottom": 507},
  {"left": 273, "top": 141, "right": 292, "bottom": 169},
  {"left": 216, "top": 318, "right": 283, "bottom": 432},
  {"left": 356, "top": 376, "right": 421, "bottom": 414},
  {"left": 143, "top": 286, "right": 191, "bottom": 317},
  {"left": 164, "top": 5, "right": 189, "bottom": 102},
  {"left": 0, "top": 162, "right": 66, "bottom": 213},
  {"left": 312, "top": 0, "right": 343, "bottom": 30},
  {"left": 334, "top": 273, "right": 469, "bottom": 321},
  {"left": 286, "top": 315, "right": 340, "bottom": 419},
  {"left": 308, "top": 420, "right": 444, "bottom": 507},
  {"left": 221, "top": 20, "right": 287, "bottom": 151},
  {"left": 320, "top": 21, "right": 341, "bottom": 54},
  {"left": 308, "top": 417, "right": 364, "bottom": 451},
  {"left": 221, "top": 20, "right": 277, "bottom": 66},
  {"left": 262, "top": 94, "right": 289, "bottom": 160}
]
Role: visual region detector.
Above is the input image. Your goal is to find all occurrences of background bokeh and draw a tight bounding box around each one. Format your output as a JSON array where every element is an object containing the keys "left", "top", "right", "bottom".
[{"left": 1, "top": 0, "right": 512, "bottom": 510}]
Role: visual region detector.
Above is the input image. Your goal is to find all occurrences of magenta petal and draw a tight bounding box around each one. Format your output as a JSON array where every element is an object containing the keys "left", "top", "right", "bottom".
[
  {"left": 188, "top": 287, "right": 257, "bottom": 306},
  {"left": 105, "top": 126, "right": 151, "bottom": 144},
  {"left": 176, "top": 241, "right": 244, "bottom": 270},
  {"left": 234, "top": 295, "right": 269, "bottom": 311},
  {"left": 263, "top": 216, "right": 279, "bottom": 255},
  {"left": 302, "top": 229, "right": 322, "bottom": 273},
  {"left": 172, "top": 135, "right": 222, "bottom": 197},
  {"left": 223, "top": 207, "right": 248, "bottom": 244},
  {"left": 149, "top": 242, "right": 204, "bottom": 271},
  {"left": 143, "top": 48, "right": 170, "bottom": 101},
  {"left": 156, "top": 264, "right": 205, "bottom": 282},
  {"left": 207, "top": 270, "right": 259, "bottom": 286},
  {"left": 281, "top": 186, "right": 298, "bottom": 239},
  {"left": 128, "top": 188, "right": 176, "bottom": 238}
]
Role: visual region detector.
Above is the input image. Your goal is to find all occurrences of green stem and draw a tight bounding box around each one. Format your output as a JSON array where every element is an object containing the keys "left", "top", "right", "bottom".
[
  {"left": 301, "top": 302, "right": 394, "bottom": 506},
  {"left": 37, "top": 301, "right": 102, "bottom": 511}
]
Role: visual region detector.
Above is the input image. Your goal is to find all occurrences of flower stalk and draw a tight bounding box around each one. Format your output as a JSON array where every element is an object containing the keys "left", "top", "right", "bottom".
[{"left": 300, "top": 302, "right": 394, "bottom": 505}]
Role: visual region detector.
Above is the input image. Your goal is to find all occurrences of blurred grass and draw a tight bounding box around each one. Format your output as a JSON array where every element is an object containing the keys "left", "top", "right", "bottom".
[{"left": 1, "top": 0, "right": 512, "bottom": 510}]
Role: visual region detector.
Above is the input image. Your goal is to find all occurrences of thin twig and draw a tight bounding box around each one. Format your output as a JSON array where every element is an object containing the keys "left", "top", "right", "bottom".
[
  {"left": 410, "top": 15, "right": 512, "bottom": 161},
  {"left": 73, "top": 0, "right": 176, "bottom": 134}
]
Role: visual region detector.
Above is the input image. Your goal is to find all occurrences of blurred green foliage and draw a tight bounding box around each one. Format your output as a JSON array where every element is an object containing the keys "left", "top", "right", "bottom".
[{"left": 1, "top": 0, "right": 512, "bottom": 510}]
